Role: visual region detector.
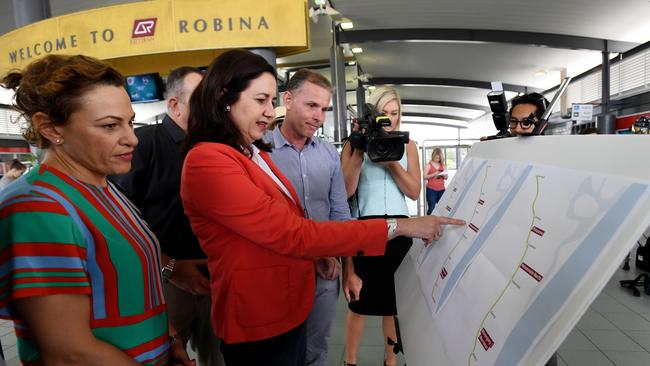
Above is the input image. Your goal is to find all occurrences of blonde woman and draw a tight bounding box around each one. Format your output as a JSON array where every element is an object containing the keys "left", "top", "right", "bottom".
[
  {"left": 341, "top": 87, "right": 421, "bottom": 366},
  {"left": 424, "top": 148, "right": 447, "bottom": 215}
]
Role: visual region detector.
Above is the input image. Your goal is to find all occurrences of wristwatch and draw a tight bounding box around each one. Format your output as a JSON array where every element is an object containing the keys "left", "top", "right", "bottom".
[
  {"left": 161, "top": 258, "right": 176, "bottom": 282},
  {"left": 387, "top": 218, "right": 398, "bottom": 240}
]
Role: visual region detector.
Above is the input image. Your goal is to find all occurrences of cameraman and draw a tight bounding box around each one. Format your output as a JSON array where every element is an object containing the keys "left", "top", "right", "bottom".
[
  {"left": 341, "top": 87, "right": 421, "bottom": 366},
  {"left": 508, "top": 92, "right": 549, "bottom": 136}
]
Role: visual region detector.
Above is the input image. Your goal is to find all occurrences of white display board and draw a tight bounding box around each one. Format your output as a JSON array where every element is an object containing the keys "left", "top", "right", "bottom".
[{"left": 395, "top": 135, "right": 650, "bottom": 366}]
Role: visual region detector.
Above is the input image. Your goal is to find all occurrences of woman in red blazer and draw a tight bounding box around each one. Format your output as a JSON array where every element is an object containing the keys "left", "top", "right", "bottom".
[{"left": 180, "top": 49, "right": 464, "bottom": 366}]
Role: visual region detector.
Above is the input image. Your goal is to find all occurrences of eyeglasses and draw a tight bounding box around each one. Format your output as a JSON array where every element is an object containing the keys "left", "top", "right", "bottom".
[{"left": 509, "top": 113, "right": 538, "bottom": 130}]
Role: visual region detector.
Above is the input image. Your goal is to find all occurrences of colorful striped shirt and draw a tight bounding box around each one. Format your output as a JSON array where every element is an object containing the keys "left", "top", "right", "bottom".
[{"left": 0, "top": 164, "right": 170, "bottom": 365}]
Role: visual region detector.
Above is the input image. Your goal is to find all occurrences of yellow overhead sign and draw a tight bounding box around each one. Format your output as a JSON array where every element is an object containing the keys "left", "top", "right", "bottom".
[{"left": 0, "top": 0, "right": 309, "bottom": 75}]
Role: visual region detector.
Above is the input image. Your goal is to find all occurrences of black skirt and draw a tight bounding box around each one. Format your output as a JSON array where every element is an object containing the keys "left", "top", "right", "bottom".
[{"left": 348, "top": 215, "right": 412, "bottom": 316}]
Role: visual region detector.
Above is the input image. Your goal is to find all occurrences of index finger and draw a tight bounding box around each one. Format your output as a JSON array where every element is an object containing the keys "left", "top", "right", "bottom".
[{"left": 435, "top": 216, "right": 466, "bottom": 226}]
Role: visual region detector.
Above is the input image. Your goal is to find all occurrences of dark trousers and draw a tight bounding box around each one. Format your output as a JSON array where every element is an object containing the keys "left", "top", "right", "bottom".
[
  {"left": 220, "top": 322, "right": 306, "bottom": 366},
  {"left": 426, "top": 188, "right": 445, "bottom": 215}
]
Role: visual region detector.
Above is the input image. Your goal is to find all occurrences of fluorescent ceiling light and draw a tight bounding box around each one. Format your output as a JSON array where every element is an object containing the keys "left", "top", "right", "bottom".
[
  {"left": 340, "top": 21, "right": 354, "bottom": 30},
  {"left": 401, "top": 116, "right": 468, "bottom": 129},
  {"left": 402, "top": 104, "right": 485, "bottom": 119},
  {"left": 535, "top": 70, "right": 547, "bottom": 77},
  {"left": 351, "top": 47, "right": 363, "bottom": 54}
]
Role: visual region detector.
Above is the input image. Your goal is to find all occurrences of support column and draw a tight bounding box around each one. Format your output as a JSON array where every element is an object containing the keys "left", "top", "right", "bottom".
[
  {"left": 330, "top": 23, "right": 347, "bottom": 142},
  {"left": 355, "top": 64, "right": 366, "bottom": 119},
  {"left": 596, "top": 49, "right": 616, "bottom": 134},
  {"left": 249, "top": 48, "right": 277, "bottom": 70},
  {"left": 601, "top": 50, "right": 610, "bottom": 115},
  {"left": 12, "top": 0, "right": 50, "bottom": 27}
]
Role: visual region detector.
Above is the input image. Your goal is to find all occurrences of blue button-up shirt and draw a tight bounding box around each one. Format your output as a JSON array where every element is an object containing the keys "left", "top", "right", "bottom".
[{"left": 266, "top": 126, "right": 351, "bottom": 222}]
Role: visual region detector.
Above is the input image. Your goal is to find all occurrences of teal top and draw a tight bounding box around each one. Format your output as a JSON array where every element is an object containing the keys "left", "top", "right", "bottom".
[{"left": 352, "top": 151, "right": 409, "bottom": 218}]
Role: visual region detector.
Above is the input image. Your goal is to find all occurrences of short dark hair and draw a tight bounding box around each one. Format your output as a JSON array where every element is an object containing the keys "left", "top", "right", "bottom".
[
  {"left": 9, "top": 159, "right": 26, "bottom": 171},
  {"left": 510, "top": 92, "right": 549, "bottom": 120},
  {"left": 184, "top": 49, "right": 276, "bottom": 157},
  {"left": 165, "top": 66, "right": 202, "bottom": 100},
  {"left": 1, "top": 55, "right": 125, "bottom": 148},
  {"left": 286, "top": 69, "right": 331, "bottom": 93}
]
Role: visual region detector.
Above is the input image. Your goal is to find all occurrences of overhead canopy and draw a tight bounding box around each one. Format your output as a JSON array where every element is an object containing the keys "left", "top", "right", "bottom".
[
  {"left": 278, "top": 0, "right": 649, "bottom": 128},
  {"left": 0, "top": 0, "right": 310, "bottom": 76}
]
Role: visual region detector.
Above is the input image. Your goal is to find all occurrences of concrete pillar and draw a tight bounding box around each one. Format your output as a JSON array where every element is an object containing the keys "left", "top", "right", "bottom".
[
  {"left": 356, "top": 64, "right": 366, "bottom": 119},
  {"left": 599, "top": 50, "right": 615, "bottom": 134},
  {"left": 13, "top": 0, "right": 51, "bottom": 27},
  {"left": 330, "top": 24, "right": 347, "bottom": 142},
  {"left": 601, "top": 50, "right": 611, "bottom": 115}
]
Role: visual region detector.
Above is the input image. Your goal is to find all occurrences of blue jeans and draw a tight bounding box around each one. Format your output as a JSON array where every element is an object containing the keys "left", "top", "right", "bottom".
[{"left": 426, "top": 188, "right": 445, "bottom": 215}]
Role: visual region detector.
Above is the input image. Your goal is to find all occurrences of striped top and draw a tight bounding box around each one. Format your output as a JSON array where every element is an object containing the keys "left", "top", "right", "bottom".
[{"left": 0, "top": 165, "right": 170, "bottom": 365}]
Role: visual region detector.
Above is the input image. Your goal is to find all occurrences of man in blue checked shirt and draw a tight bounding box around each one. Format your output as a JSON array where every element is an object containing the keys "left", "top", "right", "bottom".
[{"left": 266, "top": 69, "right": 353, "bottom": 366}]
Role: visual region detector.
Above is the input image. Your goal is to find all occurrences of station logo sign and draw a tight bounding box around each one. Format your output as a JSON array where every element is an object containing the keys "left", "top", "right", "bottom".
[{"left": 132, "top": 18, "right": 158, "bottom": 38}]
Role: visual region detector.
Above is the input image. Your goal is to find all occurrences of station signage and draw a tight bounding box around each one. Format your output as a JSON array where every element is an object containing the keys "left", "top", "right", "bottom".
[{"left": 0, "top": 0, "right": 309, "bottom": 75}]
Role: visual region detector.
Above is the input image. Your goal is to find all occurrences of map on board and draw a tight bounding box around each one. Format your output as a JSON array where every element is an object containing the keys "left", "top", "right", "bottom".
[{"left": 397, "top": 136, "right": 650, "bottom": 366}]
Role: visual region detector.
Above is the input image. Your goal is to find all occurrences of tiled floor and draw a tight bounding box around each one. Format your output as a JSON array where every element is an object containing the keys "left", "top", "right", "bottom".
[
  {"left": 0, "top": 320, "right": 18, "bottom": 366},
  {"left": 1, "top": 265, "right": 649, "bottom": 366},
  {"left": 324, "top": 265, "right": 650, "bottom": 366}
]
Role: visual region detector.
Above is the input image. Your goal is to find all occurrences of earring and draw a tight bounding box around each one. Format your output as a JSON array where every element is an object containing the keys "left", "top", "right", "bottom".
[
  {"left": 225, "top": 105, "right": 231, "bottom": 112},
  {"left": 55, "top": 138, "right": 62, "bottom": 144}
]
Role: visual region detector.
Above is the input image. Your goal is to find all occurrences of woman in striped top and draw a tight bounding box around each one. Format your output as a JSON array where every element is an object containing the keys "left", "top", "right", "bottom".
[{"left": 0, "top": 55, "right": 193, "bottom": 365}]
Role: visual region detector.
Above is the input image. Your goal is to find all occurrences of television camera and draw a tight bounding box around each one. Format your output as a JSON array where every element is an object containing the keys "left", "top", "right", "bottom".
[
  {"left": 484, "top": 77, "right": 571, "bottom": 139},
  {"left": 347, "top": 103, "right": 409, "bottom": 162}
]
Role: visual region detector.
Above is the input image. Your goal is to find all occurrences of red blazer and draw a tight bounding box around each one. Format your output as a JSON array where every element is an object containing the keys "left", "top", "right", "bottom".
[{"left": 181, "top": 143, "right": 387, "bottom": 344}]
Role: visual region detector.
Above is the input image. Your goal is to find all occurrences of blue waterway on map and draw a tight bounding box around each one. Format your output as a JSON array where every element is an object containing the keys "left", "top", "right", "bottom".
[
  {"left": 436, "top": 165, "right": 533, "bottom": 312},
  {"left": 494, "top": 182, "right": 648, "bottom": 366},
  {"left": 419, "top": 160, "right": 488, "bottom": 266}
]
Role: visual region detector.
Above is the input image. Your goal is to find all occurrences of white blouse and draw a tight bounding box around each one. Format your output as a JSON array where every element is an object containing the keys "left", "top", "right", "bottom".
[{"left": 250, "top": 145, "right": 296, "bottom": 205}]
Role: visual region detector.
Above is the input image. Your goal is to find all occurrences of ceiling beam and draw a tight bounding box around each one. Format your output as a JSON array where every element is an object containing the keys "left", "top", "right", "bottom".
[
  {"left": 402, "top": 112, "right": 472, "bottom": 122},
  {"left": 401, "top": 120, "right": 468, "bottom": 129},
  {"left": 338, "top": 28, "right": 638, "bottom": 53},
  {"left": 368, "top": 77, "right": 540, "bottom": 94},
  {"left": 401, "top": 99, "right": 491, "bottom": 112}
]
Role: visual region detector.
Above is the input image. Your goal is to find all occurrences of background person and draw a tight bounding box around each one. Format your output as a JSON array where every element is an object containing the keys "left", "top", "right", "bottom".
[
  {"left": 508, "top": 92, "right": 549, "bottom": 136},
  {"left": 0, "top": 159, "right": 27, "bottom": 190},
  {"left": 113, "top": 66, "right": 224, "bottom": 366},
  {"left": 340, "top": 87, "right": 421, "bottom": 366},
  {"left": 265, "top": 69, "right": 350, "bottom": 366},
  {"left": 180, "top": 49, "right": 464, "bottom": 366},
  {"left": 423, "top": 147, "right": 447, "bottom": 215},
  {"left": 0, "top": 55, "right": 192, "bottom": 365}
]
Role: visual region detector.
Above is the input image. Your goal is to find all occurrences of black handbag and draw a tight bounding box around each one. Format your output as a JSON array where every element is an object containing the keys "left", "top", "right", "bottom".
[{"left": 636, "top": 238, "right": 650, "bottom": 272}]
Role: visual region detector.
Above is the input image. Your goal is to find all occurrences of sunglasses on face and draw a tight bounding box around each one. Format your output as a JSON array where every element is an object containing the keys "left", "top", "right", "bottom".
[{"left": 509, "top": 113, "right": 538, "bottom": 130}]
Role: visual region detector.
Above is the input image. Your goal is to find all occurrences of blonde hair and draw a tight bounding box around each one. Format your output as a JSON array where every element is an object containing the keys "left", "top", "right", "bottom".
[
  {"left": 368, "top": 86, "right": 401, "bottom": 130},
  {"left": 430, "top": 147, "right": 444, "bottom": 163}
]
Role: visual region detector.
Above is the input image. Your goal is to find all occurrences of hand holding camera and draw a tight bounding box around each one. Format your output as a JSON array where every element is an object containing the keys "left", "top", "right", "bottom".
[{"left": 347, "top": 103, "right": 409, "bottom": 162}]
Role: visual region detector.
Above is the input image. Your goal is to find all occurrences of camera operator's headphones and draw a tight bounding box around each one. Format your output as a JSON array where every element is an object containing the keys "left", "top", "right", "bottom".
[{"left": 509, "top": 93, "right": 550, "bottom": 136}]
